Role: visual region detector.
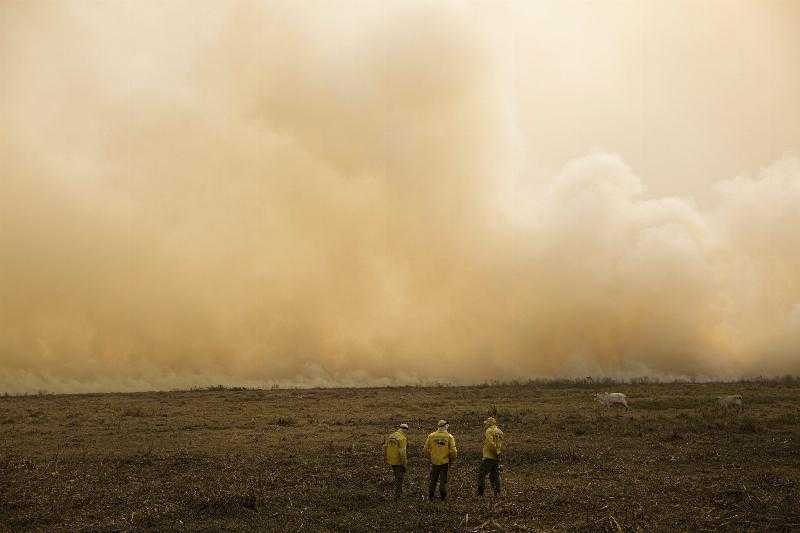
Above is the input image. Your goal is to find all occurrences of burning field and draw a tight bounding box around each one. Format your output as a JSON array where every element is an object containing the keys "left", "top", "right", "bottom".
[
  {"left": 2, "top": 379, "right": 800, "bottom": 531},
  {"left": 3, "top": 2, "right": 800, "bottom": 394}
]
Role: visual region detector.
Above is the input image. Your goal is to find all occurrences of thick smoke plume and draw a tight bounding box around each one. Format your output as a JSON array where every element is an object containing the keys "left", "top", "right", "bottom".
[{"left": 1, "top": 1, "right": 799, "bottom": 392}]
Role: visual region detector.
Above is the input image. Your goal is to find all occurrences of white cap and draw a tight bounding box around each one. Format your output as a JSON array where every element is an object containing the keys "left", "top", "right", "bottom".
[{"left": 399, "top": 423, "right": 409, "bottom": 430}]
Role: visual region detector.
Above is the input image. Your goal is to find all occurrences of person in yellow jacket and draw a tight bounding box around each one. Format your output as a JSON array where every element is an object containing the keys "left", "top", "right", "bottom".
[
  {"left": 423, "top": 420, "right": 457, "bottom": 500},
  {"left": 384, "top": 423, "right": 409, "bottom": 498},
  {"left": 477, "top": 417, "right": 504, "bottom": 497}
]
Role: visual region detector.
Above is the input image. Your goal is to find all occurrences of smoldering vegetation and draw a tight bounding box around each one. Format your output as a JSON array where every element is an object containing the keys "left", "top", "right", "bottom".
[
  {"left": 2, "top": 381, "right": 800, "bottom": 531},
  {"left": 1, "top": 1, "right": 800, "bottom": 393}
]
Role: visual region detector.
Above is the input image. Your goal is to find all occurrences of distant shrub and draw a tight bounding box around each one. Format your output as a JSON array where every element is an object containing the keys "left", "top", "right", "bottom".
[
  {"left": 778, "top": 374, "right": 800, "bottom": 385},
  {"left": 271, "top": 416, "right": 296, "bottom": 427},
  {"left": 187, "top": 384, "right": 255, "bottom": 392},
  {"left": 121, "top": 407, "right": 148, "bottom": 417},
  {"left": 775, "top": 412, "right": 800, "bottom": 425},
  {"left": 573, "top": 425, "right": 590, "bottom": 436},
  {"left": 734, "top": 375, "right": 800, "bottom": 387},
  {"left": 737, "top": 417, "right": 760, "bottom": 433}
]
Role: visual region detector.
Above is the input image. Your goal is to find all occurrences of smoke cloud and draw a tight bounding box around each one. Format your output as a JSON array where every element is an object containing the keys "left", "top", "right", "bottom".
[{"left": 1, "top": 1, "right": 799, "bottom": 392}]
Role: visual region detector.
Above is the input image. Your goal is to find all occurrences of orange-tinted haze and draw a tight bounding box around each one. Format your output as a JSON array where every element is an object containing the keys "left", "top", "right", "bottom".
[{"left": 1, "top": 1, "right": 799, "bottom": 392}]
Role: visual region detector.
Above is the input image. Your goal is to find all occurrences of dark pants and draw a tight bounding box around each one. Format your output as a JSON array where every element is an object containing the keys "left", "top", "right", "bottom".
[
  {"left": 428, "top": 463, "right": 449, "bottom": 500},
  {"left": 477, "top": 458, "right": 501, "bottom": 496},
  {"left": 391, "top": 465, "right": 405, "bottom": 497}
]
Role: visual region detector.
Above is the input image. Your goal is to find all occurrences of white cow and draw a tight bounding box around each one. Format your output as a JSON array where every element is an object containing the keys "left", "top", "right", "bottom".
[
  {"left": 594, "top": 392, "right": 629, "bottom": 410},
  {"left": 717, "top": 394, "right": 743, "bottom": 408}
]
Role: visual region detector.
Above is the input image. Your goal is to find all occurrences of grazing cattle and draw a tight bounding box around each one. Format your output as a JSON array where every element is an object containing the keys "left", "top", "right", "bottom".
[
  {"left": 717, "top": 394, "right": 743, "bottom": 408},
  {"left": 594, "top": 392, "right": 629, "bottom": 410}
]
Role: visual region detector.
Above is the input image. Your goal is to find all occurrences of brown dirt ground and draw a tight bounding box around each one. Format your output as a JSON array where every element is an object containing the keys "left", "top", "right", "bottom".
[{"left": 1, "top": 381, "right": 799, "bottom": 531}]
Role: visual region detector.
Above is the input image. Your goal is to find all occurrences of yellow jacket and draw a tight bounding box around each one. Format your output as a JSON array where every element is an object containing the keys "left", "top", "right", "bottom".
[
  {"left": 424, "top": 430, "right": 457, "bottom": 465},
  {"left": 483, "top": 424, "right": 504, "bottom": 459},
  {"left": 384, "top": 430, "right": 408, "bottom": 466}
]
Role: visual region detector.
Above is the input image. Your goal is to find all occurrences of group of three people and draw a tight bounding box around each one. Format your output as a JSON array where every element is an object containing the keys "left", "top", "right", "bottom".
[{"left": 384, "top": 417, "right": 504, "bottom": 501}]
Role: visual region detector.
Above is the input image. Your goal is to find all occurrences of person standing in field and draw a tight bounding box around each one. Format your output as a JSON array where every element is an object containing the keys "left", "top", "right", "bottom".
[
  {"left": 477, "top": 416, "right": 503, "bottom": 497},
  {"left": 384, "top": 422, "right": 409, "bottom": 498},
  {"left": 424, "top": 420, "right": 457, "bottom": 501}
]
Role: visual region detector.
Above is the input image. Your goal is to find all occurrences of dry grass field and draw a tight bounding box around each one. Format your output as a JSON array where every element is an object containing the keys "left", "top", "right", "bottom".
[{"left": 2, "top": 380, "right": 800, "bottom": 531}]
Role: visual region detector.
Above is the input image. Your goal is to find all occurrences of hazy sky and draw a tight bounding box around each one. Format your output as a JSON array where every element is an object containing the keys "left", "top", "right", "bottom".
[
  {"left": 512, "top": 0, "right": 800, "bottom": 197},
  {"left": 1, "top": 1, "right": 799, "bottom": 392}
]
